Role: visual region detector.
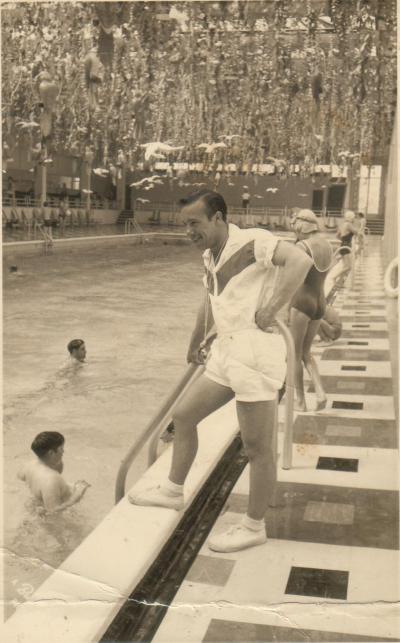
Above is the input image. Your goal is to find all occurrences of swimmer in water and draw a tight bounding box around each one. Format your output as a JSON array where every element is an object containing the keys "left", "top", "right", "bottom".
[
  {"left": 18, "top": 431, "right": 90, "bottom": 513},
  {"left": 67, "top": 339, "right": 87, "bottom": 363},
  {"left": 290, "top": 210, "right": 333, "bottom": 412}
]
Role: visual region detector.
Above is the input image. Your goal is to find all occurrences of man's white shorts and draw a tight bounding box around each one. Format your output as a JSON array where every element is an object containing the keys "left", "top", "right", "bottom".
[{"left": 205, "top": 329, "right": 287, "bottom": 402}]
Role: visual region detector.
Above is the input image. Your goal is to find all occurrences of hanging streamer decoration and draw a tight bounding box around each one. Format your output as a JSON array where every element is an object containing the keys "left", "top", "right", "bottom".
[{"left": 0, "top": 0, "right": 397, "bottom": 173}]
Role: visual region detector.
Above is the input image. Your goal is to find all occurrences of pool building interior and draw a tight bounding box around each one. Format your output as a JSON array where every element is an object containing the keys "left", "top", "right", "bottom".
[{"left": 2, "top": 2, "right": 399, "bottom": 642}]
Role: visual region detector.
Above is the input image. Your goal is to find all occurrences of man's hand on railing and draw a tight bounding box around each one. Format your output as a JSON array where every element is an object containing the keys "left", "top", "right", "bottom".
[
  {"left": 255, "top": 308, "right": 277, "bottom": 333},
  {"left": 186, "top": 347, "right": 206, "bottom": 365},
  {"left": 186, "top": 328, "right": 217, "bottom": 365}
]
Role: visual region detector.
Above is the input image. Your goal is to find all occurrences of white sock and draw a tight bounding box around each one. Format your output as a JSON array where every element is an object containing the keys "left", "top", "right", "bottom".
[
  {"left": 242, "top": 514, "right": 265, "bottom": 532},
  {"left": 163, "top": 479, "right": 184, "bottom": 495}
]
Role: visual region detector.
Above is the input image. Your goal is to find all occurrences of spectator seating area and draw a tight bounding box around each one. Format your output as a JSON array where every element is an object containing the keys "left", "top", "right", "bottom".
[{"left": 2, "top": 205, "right": 97, "bottom": 238}]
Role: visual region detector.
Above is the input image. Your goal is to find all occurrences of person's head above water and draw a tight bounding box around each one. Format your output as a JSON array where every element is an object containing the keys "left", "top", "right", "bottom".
[
  {"left": 67, "top": 338, "right": 86, "bottom": 362},
  {"left": 31, "top": 431, "right": 65, "bottom": 472},
  {"left": 292, "top": 209, "right": 319, "bottom": 239},
  {"left": 179, "top": 190, "right": 228, "bottom": 255}
]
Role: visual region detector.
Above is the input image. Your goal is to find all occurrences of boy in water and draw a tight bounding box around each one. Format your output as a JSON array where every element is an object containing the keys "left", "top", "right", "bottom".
[
  {"left": 18, "top": 432, "right": 90, "bottom": 513},
  {"left": 67, "top": 339, "right": 87, "bottom": 363}
]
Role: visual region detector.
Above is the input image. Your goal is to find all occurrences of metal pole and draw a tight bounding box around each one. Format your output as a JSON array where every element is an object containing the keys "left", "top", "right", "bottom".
[
  {"left": 115, "top": 363, "right": 203, "bottom": 503},
  {"left": 275, "top": 319, "right": 295, "bottom": 470},
  {"left": 147, "top": 365, "right": 205, "bottom": 468},
  {"left": 87, "top": 162, "right": 91, "bottom": 215},
  {"left": 351, "top": 243, "right": 356, "bottom": 288},
  {"left": 41, "top": 144, "right": 47, "bottom": 206},
  {"left": 268, "top": 393, "right": 279, "bottom": 508}
]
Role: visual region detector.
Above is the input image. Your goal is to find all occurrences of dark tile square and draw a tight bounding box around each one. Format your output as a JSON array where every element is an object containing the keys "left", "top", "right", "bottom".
[
  {"left": 341, "top": 365, "right": 366, "bottom": 371},
  {"left": 202, "top": 619, "right": 397, "bottom": 642},
  {"left": 340, "top": 316, "right": 386, "bottom": 323},
  {"left": 293, "top": 414, "right": 398, "bottom": 449},
  {"left": 228, "top": 482, "right": 399, "bottom": 548},
  {"left": 186, "top": 555, "right": 235, "bottom": 586},
  {"left": 317, "top": 457, "right": 359, "bottom": 472},
  {"left": 322, "top": 349, "right": 389, "bottom": 361},
  {"left": 332, "top": 401, "right": 364, "bottom": 410},
  {"left": 285, "top": 566, "right": 349, "bottom": 599},
  {"left": 309, "top": 376, "right": 390, "bottom": 395},
  {"left": 347, "top": 341, "right": 369, "bottom": 345}
]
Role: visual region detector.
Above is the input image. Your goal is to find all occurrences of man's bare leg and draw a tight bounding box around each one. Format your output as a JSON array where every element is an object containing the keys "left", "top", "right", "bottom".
[
  {"left": 237, "top": 399, "right": 276, "bottom": 519},
  {"left": 209, "top": 398, "right": 277, "bottom": 552},
  {"left": 302, "top": 319, "right": 327, "bottom": 411},
  {"left": 129, "top": 375, "right": 233, "bottom": 508},
  {"left": 169, "top": 376, "right": 234, "bottom": 485}
]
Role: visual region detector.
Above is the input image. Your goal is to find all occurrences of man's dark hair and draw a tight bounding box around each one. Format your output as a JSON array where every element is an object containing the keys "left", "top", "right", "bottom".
[
  {"left": 179, "top": 189, "right": 227, "bottom": 222},
  {"left": 357, "top": 212, "right": 365, "bottom": 218},
  {"left": 31, "top": 431, "right": 65, "bottom": 459},
  {"left": 67, "top": 339, "right": 84, "bottom": 354}
]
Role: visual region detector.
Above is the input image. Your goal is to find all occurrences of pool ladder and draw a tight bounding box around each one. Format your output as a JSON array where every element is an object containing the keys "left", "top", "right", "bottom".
[
  {"left": 115, "top": 319, "right": 295, "bottom": 503},
  {"left": 124, "top": 218, "right": 144, "bottom": 234},
  {"left": 36, "top": 225, "right": 53, "bottom": 254}
]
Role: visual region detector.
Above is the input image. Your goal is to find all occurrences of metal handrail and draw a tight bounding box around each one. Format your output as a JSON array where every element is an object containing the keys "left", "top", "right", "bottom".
[
  {"left": 147, "top": 366, "right": 205, "bottom": 468},
  {"left": 2, "top": 198, "right": 117, "bottom": 210},
  {"left": 275, "top": 319, "right": 295, "bottom": 470},
  {"left": 115, "top": 363, "right": 204, "bottom": 503}
]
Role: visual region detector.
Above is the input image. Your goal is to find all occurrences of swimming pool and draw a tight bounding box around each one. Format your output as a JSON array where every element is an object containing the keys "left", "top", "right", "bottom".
[{"left": 3, "top": 240, "right": 204, "bottom": 618}]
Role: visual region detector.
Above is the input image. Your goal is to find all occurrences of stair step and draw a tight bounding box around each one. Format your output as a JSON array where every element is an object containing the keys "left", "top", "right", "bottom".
[{"left": 117, "top": 210, "right": 135, "bottom": 224}]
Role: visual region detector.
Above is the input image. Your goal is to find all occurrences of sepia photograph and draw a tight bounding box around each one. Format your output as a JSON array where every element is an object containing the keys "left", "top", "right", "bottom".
[{"left": 1, "top": 1, "right": 398, "bottom": 641}]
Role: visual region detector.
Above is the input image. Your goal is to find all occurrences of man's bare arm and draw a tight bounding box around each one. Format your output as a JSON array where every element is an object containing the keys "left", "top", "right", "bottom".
[
  {"left": 256, "top": 241, "right": 313, "bottom": 329},
  {"left": 41, "top": 479, "right": 90, "bottom": 514},
  {"left": 186, "top": 291, "right": 215, "bottom": 363}
]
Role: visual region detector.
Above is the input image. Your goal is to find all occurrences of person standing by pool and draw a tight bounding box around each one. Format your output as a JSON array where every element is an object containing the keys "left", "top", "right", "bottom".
[
  {"left": 242, "top": 187, "right": 250, "bottom": 210},
  {"left": 354, "top": 211, "right": 366, "bottom": 257},
  {"left": 18, "top": 432, "right": 90, "bottom": 513},
  {"left": 130, "top": 189, "right": 312, "bottom": 553},
  {"left": 289, "top": 210, "right": 333, "bottom": 412},
  {"left": 42, "top": 201, "right": 53, "bottom": 242},
  {"left": 334, "top": 210, "right": 358, "bottom": 284},
  {"left": 58, "top": 202, "right": 67, "bottom": 236}
]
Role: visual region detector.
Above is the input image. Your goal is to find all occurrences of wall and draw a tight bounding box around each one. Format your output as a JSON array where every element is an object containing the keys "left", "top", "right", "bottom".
[
  {"left": 381, "top": 109, "right": 397, "bottom": 267},
  {"left": 128, "top": 172, "right": 345, "bottom": 211}
]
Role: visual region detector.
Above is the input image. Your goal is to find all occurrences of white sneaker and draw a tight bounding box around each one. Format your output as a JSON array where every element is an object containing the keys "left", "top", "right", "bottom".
[
  {"left": 128, "top": 485, "right": 184, "bottom": 511},
  {"left": 208, "top": 523, "right": 267, "bottom": 553}
]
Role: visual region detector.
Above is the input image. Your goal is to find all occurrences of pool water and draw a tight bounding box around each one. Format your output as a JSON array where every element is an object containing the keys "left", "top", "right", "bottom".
[{"left": 3, "top": 240, "right": 204, "bottom": 618}]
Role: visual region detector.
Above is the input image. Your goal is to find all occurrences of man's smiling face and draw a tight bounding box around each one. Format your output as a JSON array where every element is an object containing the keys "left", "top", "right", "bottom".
[{"left": 182, "top": 199, "right": 219, "bottom": 252}]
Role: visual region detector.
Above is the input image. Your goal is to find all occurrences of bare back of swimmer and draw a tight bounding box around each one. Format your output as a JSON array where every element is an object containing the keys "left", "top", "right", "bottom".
[{"left": 291, "top": 233, "right": 333, "bottom": 320}]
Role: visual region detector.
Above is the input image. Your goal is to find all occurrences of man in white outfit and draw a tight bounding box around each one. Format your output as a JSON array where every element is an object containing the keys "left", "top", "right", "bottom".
[{"left": 130, "top": 190, "right": 312, "bottom": 553}]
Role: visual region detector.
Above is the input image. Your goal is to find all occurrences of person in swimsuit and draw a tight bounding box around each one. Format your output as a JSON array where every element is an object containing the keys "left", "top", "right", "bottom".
[
  {"left": 334, "top": 210, "right": 359, "bottom": 284},
  {"left": 290, "top": 209, "right": 333, "bottom": 412},
  {"left": 354, "top": 211, "right": 366, "bottom": 257}
]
